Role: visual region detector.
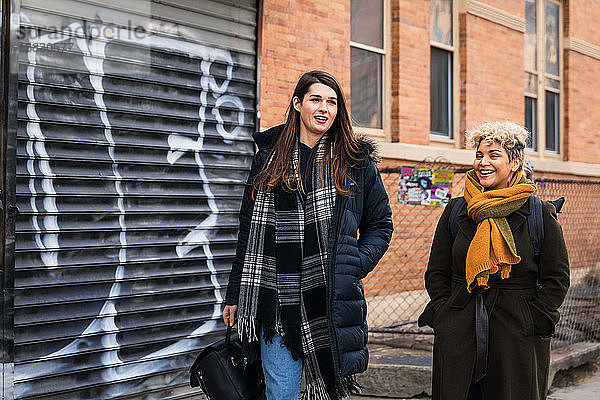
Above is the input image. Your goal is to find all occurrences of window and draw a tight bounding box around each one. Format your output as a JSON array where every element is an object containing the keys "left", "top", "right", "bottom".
[
  {"left": 524, "top": 0, "right": 561, "bottom": 153},
  {"left": 350, "top": 0, "right": 384, "bottom": 129},
  {"left": 430, "top": 0, "right": 454, "bottom": 139}
]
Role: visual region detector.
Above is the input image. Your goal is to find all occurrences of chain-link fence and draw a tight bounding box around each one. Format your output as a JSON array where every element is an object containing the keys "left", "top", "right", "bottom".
[
  {"left": 537, "top": 178, "right": 600, "bottom": 348},
  {"left": 365, "top": 164, "right": 600, "bottom": 349}
]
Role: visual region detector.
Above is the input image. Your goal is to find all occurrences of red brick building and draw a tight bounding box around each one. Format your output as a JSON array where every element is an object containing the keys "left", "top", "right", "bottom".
[
  {"left": 257, "top": 0, "right": 600, "bottom": 324},
  {"left": 0, "top": 1, "right": 597, "bottom": 396},
  {"left": 260, "top": 0, "right": 600, "bottom": 174}
]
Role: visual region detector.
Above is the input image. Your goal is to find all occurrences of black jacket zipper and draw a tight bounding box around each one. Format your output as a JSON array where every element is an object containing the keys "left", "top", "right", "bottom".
[{"left": 327, "top": 188, "right": 347, "bottom": 379}]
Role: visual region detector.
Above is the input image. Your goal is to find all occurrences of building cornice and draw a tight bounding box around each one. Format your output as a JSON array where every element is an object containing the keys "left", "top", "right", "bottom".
[
  {"left": 463, "top": 0, "right": 525, "bottom": 33},
  {"left": 381, "top": 142, "right": 474, "bottom": 166},
  {"left": 381, "top": 142, "right": 600, "bottom": 178},
  {"left": 565, "top": 37, "right": 600, "bottom": 61}
]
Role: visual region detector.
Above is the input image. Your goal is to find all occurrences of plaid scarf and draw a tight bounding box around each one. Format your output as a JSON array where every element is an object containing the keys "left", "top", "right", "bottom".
[
  {"left": 238, "top": 133, "right": 357, "bottom": 399},
  {"left": 464, "top": 169, "right": 536, "bottom": 292}
]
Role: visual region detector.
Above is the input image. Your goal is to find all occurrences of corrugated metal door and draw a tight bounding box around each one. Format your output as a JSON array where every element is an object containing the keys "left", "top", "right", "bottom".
[{"left": 14, "top": 0, "right": 257, "bottom": 398}]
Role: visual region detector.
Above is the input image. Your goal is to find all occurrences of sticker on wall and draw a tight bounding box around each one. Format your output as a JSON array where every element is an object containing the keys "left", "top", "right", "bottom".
[{"left": 398, "top": 167, "right": 454, "bottom": 206}]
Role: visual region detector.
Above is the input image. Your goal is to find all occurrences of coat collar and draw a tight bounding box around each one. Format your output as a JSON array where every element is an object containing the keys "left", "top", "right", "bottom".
[{"left": 253, "top": 124, "right": 285, "bottom": 151}]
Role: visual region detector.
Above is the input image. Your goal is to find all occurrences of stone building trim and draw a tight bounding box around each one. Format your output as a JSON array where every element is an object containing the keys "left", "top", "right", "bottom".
[
  {"left": 565, "top": 37, "right": 600, "bottom": 61},
  {"left": 381, "top": 142, "right": 600, "bottom": 177},
  {"left": 464, "top": 0, "right": 526, "bottom": 33}
]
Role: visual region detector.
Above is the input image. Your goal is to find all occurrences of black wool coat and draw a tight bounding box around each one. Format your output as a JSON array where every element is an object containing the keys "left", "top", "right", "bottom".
[
  {"left": 225, "top": 125, "right": 394, "bottom": 380},
  {"left": 418, "top": 196, "right": 570, "bottom": 400}
]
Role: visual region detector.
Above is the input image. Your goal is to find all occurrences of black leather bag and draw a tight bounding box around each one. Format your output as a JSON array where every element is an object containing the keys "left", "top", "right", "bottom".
[{"left": 189, "top": 325, "right": 265, "bottom": 400}]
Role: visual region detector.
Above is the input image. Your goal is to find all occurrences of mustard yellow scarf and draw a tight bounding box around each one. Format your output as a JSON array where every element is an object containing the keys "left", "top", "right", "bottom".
[{"left": 464, "top": 170, "right": 536, "bottom": 292}]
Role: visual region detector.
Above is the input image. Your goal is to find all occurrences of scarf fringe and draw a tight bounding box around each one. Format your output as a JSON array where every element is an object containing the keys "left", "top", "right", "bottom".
[
  {"left": 468, "top": 260, "right": 518, "bottom": 292},
  {"left": 266, "top": 322, "right": 304, "bottom": 361},
  {"left": 261, "top": 323, "right": 276, "bottom": 343},
  {"left": 278, "top": 334, "right": 303, "bottom": 361},
  {"left": 237, "top": 316, "right": 259, "bottom": 342},
  {"left": 335, "top": 375, "right": 363, "bottom": 399},
  {"left": 301, "top": 379, "right": 330, "bottom": 400},
  {"left": 496, "top": 256, "right": 521, "bottom": 266},
  {"left": 466, "top": 262, "right": 496, "bottom": 292},
  {"left": 237, "top": 317, "right": 305, "bottom": 361}
]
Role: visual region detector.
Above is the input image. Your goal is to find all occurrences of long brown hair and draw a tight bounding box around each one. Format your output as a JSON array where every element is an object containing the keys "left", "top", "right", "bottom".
[{"left": 253, "top": 70, "right": 364, "bottom": 197}]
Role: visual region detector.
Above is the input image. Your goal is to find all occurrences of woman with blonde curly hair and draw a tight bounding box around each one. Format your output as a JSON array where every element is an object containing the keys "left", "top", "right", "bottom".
[{"left": 419, "top": 121, "right": 570, "bottom": 399}]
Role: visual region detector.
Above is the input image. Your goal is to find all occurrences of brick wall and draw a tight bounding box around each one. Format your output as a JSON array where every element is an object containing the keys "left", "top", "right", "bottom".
[
  {"left": 392, "top": 1, "right": 526, "bottom": 144},
  {"left": 393, "top": 0, "right": 430, "bottom": 144},
  {"left": 478, "top": 0, "right": 524, "bottom": 18},
  {"left": 564, "top": 0, "right": 600, "bottom": 163},
  {"left": 259, "top": 0, "right": 351, "bottom": 129},
  {"left": 257, "top": 0, "right": 600, "bottom": 303},
  {"left": 461, "top": 13, "right": 524, "bottom": 132},
  {"left": 564, "top": 52, "right": 600, "bottom": 163},
  {"left": 259, "top": 0, "right": 600, "bottom": 165},
  {"left": 566, "top": 0, "right": 599, "bottom": 44}
]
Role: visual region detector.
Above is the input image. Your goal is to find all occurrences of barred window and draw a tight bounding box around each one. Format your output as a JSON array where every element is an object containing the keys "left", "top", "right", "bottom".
[
  {"left": 524, "top": 0, "right": 561, "bottom": 153},
  {"left": 350, "top": 0, "right": 384, "bottom": 129},
  {"left": 430, "top": 0, "right": 453, "bottom": 139}
]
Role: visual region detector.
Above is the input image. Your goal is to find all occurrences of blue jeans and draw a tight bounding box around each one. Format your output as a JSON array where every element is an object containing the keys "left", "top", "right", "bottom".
[{"left": 260, "top": 332, "right": 302, "bottom": 400}]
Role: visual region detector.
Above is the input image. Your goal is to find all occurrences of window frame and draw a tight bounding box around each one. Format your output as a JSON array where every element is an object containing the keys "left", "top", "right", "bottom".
[
  {"left": 429, "top": 0, "right": 460, "bottom": 147},
  {"left": 349, "top": 0, "right": 391, "bottom": 141},
  {"left": 525, "top": 0, "right": 563, "bottom": 157}
]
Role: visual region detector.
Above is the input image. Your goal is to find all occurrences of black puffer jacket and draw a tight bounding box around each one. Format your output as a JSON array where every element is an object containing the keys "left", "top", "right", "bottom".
[{"left": 225, "top": 124, "right": 393, "bottom": 380}]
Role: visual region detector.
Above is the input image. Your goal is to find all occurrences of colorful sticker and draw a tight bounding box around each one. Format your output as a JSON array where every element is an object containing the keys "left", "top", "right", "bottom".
[{"left": 398, "top": 167, "right": 454, "bottom": 206}]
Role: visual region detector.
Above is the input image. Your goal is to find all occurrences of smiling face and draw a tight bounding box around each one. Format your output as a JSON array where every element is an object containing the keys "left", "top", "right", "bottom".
[
  {"left": 293, "top": 83, "right": 338, "bottom": 143},
  {"left": 473, "top": 140, "right": 521, "bottom": 190}
]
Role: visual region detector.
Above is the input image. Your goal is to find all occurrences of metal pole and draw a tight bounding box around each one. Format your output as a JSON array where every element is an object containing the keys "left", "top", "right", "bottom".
[
  {"left": 254, "top": 0, "right": 264, "bottom": 132},
  {"left": 1, "top": 0, "right": 19, "bottom": 398}
]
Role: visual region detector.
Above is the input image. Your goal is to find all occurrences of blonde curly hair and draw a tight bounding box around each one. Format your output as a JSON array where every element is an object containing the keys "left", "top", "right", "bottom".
[{"left": 465, "top": 121, "right": 530, "bottom": 170}]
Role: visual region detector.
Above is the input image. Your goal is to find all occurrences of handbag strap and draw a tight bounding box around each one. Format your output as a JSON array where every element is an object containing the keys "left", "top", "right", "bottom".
[{"left": 226, "top": 324, "right": 232, "bottom": 345}]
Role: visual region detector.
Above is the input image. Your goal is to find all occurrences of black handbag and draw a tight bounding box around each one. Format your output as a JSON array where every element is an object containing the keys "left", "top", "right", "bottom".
[{"left": 189, "top": 325, "right": 265, "bottom": 400}]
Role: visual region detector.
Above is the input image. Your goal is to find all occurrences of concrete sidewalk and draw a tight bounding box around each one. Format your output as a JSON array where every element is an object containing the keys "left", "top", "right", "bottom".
[
  {"left": 350, "top": 341, "right": 600, "bottom": 399},
  {"left": 191, "top": 341, "right": 600, "bottom": 400},
  {"left": 548, "top": 363, "right": 600, "bottom": 399}
]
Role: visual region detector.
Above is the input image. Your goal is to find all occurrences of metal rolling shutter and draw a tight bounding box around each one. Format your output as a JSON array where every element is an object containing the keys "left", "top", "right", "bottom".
[{"left": 14, "top": 0, "right": 256, "bottom": 398}]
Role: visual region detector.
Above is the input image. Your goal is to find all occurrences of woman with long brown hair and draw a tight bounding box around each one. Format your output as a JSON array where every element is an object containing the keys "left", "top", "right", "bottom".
[{"left": 222, "top": 70, "right": 393, "bottom": 400}]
